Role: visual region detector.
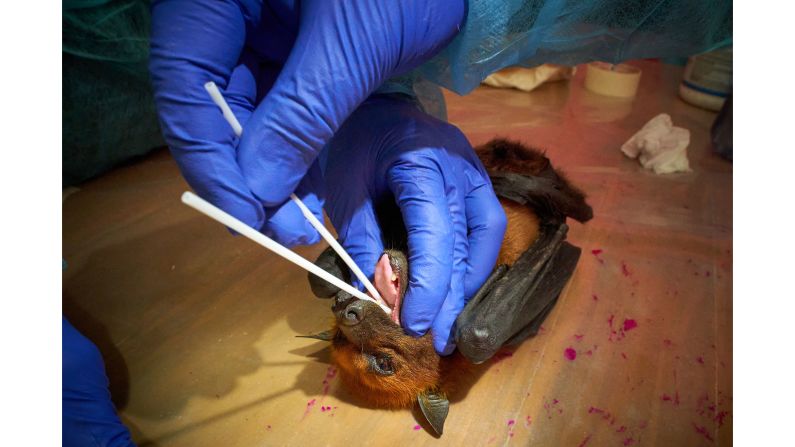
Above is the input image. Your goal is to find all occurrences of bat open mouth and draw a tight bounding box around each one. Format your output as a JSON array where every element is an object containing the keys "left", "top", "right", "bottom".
[
  {"left": 372, "top": 252, "right": 405, "bottom": 325},
  {"left": 330, "top": 249, "right": 408, "bottom": 333}
]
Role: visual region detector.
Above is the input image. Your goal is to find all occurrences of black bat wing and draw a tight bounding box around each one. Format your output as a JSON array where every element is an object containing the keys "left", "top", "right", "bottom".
[
  {"left": 454, "top": 159, "right": 591, "bottom": 364},
  {"left": 455, "top": 224, "right": 581, "bottom": 363},
  {"left": 489, "top": 172, "right": 593, "bottom": 224}
]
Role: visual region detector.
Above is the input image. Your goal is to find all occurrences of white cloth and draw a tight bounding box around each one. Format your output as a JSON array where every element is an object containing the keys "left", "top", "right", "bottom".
[{"left": 621, "top": 114, "right": 691, "bottom": 174}]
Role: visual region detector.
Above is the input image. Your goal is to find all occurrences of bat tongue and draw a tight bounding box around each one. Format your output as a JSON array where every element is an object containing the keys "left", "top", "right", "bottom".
[{"left": 373, "top": 253, "right": 402, "bottom": 325}]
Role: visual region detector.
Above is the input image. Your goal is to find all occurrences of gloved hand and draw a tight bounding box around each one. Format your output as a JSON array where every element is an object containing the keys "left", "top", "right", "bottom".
[
  {"left": 321, "top": 94, "right": 507, "bottom": 355},
  {"left": 149, "top": 0, "right": 466, "bottom": 246},
  {"left": 63, "top": 317, "right": 133, "bottom": 447}
]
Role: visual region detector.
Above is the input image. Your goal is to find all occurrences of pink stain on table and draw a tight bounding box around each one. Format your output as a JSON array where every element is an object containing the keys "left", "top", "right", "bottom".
[
  {"left": 525, "top": 416, "right": 532, "bottom": 427},
  {"left": 715, "top": 411, "right": 729, "bottom": 427},
  {"left": 591, "top": 249, "right": 605, "bottom": 264},
  {"left": 592, "top": 294, "right": 599, "bottom": 301},
  {"left": 693, "top": 423, "right": 714, "bottom": 442},
  {"left": 621, "top": 262, "right": 631, "bottom": 277},
  {"left": 321, "top": 366, "right": 338, "bottom": 397},
  {"left": 302, "top": 398, "right": 317, "bottom": 418},
  {"left": 697, "top": 356, "right": 705, "bottom": 364},
  {"left": 507, "top": 419, "right": 516, "bottom": 426},
  {"left": 586, "top": 406, "right": 648, "bottom": 446},
  {"left": 578, "top": 435, "right": 592, "bottom": 447},
  {"left": 413, "top": 425, "right": 421, "bottom": 431},
  {"left": 607, "top": 314, "right": 616, "bottom": 340},
  {"left": 696, "top": 393, "right": 732, "bottom": 428},
  {"left": 575, "top": 334, "right": 585, "bottom": 341},
  {"left": 621, "top": 352, "right": 627, "bottom": 360},
  {"left": 608, "top": 315, "right": 638, "bottom": 341},
  {"left": 564, "top": 347, "right": 577, "bottom": 361},
  {"left": 673, "top": 370, "right": 681, "bottom": 406},
  {"left": 543, "top": 398, "right": 563, "bottom": 419},
  {"left": 663, "top": 339, "right": 673, "bottom": 347},
  {"left": 587, "top": 406, "right": 617, "bottom": 427}
]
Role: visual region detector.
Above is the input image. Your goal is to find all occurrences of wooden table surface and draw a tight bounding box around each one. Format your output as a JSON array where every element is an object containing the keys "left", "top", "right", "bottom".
[{"left": 63, "top": 60, "right": 732, "bottom": 446}]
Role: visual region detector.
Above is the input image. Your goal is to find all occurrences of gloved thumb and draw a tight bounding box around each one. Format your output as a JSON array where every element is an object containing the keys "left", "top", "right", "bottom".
[
  {"left": 325, "top": 195, "right": 386, "bottom": 295},
  {"left": 261, "top": 161, "right": 325, "bottom": 247}
]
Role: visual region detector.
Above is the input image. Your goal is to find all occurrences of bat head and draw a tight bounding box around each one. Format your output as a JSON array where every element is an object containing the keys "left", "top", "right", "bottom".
[{"left": 306, "top": 250, "right": 451, "bottom": 434}]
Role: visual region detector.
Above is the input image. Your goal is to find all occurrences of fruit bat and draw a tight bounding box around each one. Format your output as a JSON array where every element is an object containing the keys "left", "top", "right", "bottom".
[{"left": 303, "top": 138, "right": 593, "bottom": 435}]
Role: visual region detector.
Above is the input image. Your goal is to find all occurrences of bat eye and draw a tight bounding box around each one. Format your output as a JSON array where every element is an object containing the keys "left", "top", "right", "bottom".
[{"left": 367, "top": 353, "right": 395, "bottom": 376}]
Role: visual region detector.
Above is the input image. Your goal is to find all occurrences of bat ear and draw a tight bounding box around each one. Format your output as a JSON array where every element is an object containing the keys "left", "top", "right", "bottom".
[
  {"left": 308, "top": 246, "right": 350, "bottom": 298},
  {"left": 295, "top": 330, "right": 333, "bottom": 341},
  {"left": 417, "top": 388, "right": 449, "bottom": 436}
]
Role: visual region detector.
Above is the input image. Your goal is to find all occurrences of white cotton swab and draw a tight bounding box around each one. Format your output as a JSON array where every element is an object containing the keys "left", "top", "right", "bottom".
[
  {"left": 288, "top": 193, "right": 385, "bottom": 303},
  {"left": 200, "top": 81, "right": 387, "bottom": 308},
  {"left": 182, "top": 191, "right": 391, "bottom": 314},
  {"left": 203, "top": 81, "right": 384, "bottom": 303},
  {"left": 204, "top": 81, "right": 243, "bottom": 137}
]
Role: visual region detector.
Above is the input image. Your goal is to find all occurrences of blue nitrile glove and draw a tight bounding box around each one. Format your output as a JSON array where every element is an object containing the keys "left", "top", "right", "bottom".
[
  {"left": 63, "top": 317, "right": 133, "bottom": 447},
  {"left": 149, "top": 0, "right": 466, "bottom": 246},
  {"left": 320, "top": 94, "right": 507, "bottom": 355}
]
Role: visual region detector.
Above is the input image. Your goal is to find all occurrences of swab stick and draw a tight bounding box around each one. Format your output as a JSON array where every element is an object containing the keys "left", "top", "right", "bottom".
[
  {"left": 289, "top": 193, "right": 385, "bottom": 303},
  {"left": 199, "top": 81, "right": 388, "bottom": 308},
  {"left": 182, "top": 191, "right": 391, "bottom": 314},
  {"left": 204, "top": 81, "right": 243, "bottom": 137}
]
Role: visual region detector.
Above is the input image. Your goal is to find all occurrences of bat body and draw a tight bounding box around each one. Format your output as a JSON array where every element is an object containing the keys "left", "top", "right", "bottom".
[{"left": 305, "top": 138, "right": 592, "bottom": 434}]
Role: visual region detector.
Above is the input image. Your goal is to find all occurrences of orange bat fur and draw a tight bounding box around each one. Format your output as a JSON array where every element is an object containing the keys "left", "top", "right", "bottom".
[
  {"left": 328, "top": 204, "right": 538, "bottom": 409},
  {"left": 325, "top": 138, "right": 587, "bottom": 410}
]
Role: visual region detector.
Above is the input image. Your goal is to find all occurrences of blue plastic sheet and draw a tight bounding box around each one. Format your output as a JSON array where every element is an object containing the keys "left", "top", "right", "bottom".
[{"left": 415, "top": 0, "right": 732, "bottom": 95}]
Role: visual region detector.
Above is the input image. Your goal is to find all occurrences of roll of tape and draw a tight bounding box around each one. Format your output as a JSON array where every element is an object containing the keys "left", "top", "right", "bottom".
[{"left": 584, "top": 62, "right": 642, "bottom": 98}]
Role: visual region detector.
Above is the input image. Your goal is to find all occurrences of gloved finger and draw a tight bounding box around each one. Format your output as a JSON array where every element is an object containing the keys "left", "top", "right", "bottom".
[
  {"left": 429, "top": 173, "right": 470, "bottom": 355},
  {"left": 462, "top": 180, "right": 507, "bottom": 300},
  {"left": 262, "top": 161, "right": 324, "bottom": 247},
  {"left": 430, "top": 273, "right": 467, "bottom": 355},
  {"left": 150, "top": 0, "right": 264, "bottom": 229},
  {"left": 336, "top": 203, "right": 386, "bottom": 293},
  {"left": 63, "top": 317, "right": 133, "bottom": 446},
  {"left": 222, "top": 49, "right": 260, "bottom": 128},
  {"left": 262, "top": 201, "right": 318, "bottom": 247},
  {"left": 236, "top": 0, "right": 466, "bottom": 207},
  {"left": 225, "top": 51, "right": 284, "bottom": 127},
  {"left": 387, "top": 159, "right": 455, "bottom": 338},
  {"left": 324, "top": 179, "right": 385, "bottom": 292}
]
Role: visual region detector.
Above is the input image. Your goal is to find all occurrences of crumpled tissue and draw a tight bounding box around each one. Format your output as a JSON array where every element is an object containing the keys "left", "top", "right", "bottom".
[
  {"left": 482, "top": 65, "right": 574, "bottom": 92},
  {"left": 621, "top": 114, "right": 691, "bottom": 174}
]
